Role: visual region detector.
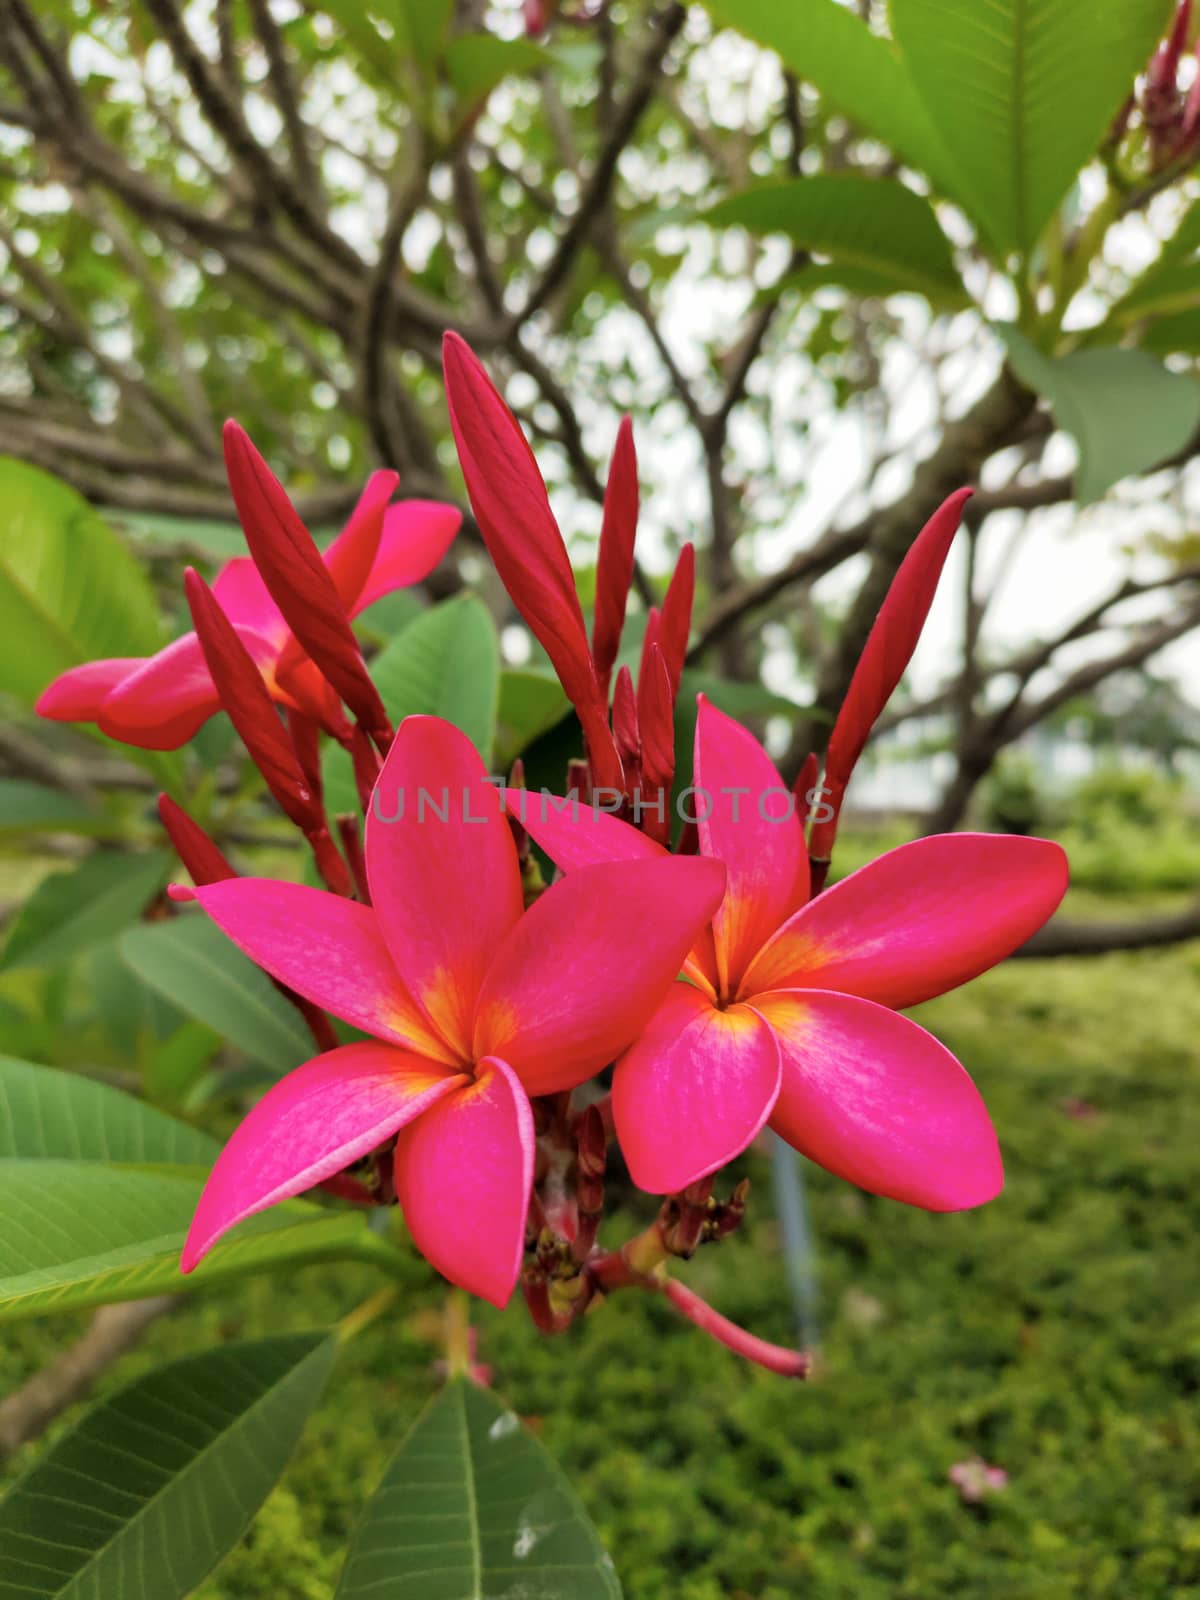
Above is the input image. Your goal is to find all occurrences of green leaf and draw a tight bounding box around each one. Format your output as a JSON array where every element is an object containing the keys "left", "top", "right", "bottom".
[
  {"left": 402, "top": 0, "right": 454, "bottom": 63},
  {"left": 0, "top": 458, "right": 162, "bottom": 704},
  {"left": 1112, "top": 259, "right": 1200, "bottom": 322},
  {"left": 495, "top": 669, "right": 573, "bottom": 772},
  {"left": 371, "top": 595, "right": 501, "bottom": 762},
  {"left": 336, "top": 1378, "right": 623, "bottom": 1599},
  {"left": 706, "top": 175, "right": 967, "bottom": 306},
  {"left": 701, "top": 0, "right": 960, "bottom": 198},
  {"left": 445, "top": 35, "right": 545, "bottom": 104},
  {"left": 0, "top": 1334, "right": 336, "bottom": 1600},
  {"left": 890, "top": 0, "right": 1175, "bottom": 254},
  {"left": 144, "top": 1019, "right": 223, "bottom": 1108},
  {"left": 1141, "top": 308, "right": 1200, "bottom": 354},
  {"left": 0, "top": 779, "right": 100, "bottom": 834},
  {"left": 998, "top": 326, "right": 1200, "bottom": 503},
  {"left": 121, "top": 914, "right": 315, "bottom": 1074},
  {"left": 0, "top": 1160, "right": 384, "bottom": 1322},
  {"left": 0, "top": 1053, "right": 217, "bottom": 1164},
  {"left": 2, "top": 849, "right": 169, "bottom": 972}
]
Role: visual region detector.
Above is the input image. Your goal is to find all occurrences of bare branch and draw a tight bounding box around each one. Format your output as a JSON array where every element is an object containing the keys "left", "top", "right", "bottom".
[{"left": 516, "top": 2, "right": 686, "bottom": 324}]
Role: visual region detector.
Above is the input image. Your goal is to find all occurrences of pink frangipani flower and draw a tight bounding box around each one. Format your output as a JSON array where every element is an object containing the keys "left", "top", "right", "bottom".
[
  {"left": 37, "top": 462, "right": 460, "bottom": 750},
  {"left": 173, "top": 715, "right": 725, "bottom": 1305},
  {"left": 508, "top": 696, "right": 1069, "bottom": 1208}
]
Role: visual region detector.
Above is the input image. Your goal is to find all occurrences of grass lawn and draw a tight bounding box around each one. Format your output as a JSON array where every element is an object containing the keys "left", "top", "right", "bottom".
[{"left": 3, "top": 885, "right": 1200, "bottom": 1598}]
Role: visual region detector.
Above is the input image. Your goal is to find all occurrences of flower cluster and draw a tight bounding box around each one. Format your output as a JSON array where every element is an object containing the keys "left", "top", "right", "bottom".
[{"left": 38, "top": 338, "right": 1068, "bottom": 1372}]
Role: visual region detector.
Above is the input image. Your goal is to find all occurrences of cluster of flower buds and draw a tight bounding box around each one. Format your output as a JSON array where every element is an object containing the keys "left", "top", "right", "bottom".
[
  {"left": 444, "top": 332, "right": 692, "bottom": 847},
  {"left": 37, "top": 334, "right": 1070, "bottom": 1382},
  {"left": 1131, "top": 0, "right": 1200, "bottom": 168}
]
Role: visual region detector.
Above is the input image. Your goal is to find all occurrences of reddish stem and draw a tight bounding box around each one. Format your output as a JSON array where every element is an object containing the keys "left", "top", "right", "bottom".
[
  {"left": 337, "top": 813, "right": 371, "bottom": 902},
  {"left": 307, "top": 823, "right": 352, "bottom": 896},
  {"left": 661, "top": 1279, "right": 812, "bottom": 1378},
  {"left": 344, "top": 724, "right": 382, "bottom": 813}
]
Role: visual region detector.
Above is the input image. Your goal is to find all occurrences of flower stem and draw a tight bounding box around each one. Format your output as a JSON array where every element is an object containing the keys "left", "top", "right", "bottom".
[
  {"left": 444, "top": 1287, "right": 472, "bottom": 1378},
  {"left": 661, "top": 1278, "right": 812, "bottom": 1379},
  {"left": 336, "top": 1286, "right": 400, "bottom": 1345}
]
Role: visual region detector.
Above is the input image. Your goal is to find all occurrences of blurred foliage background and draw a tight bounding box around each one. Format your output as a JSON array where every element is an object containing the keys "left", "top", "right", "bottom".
[{"left": 4, "top": 0, "right": 1200, "bottom": 1594}]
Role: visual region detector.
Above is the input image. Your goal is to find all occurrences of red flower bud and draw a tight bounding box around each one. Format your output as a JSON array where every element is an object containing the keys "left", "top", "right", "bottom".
[
  {"left": 658, "top": 543, "right": 695, "bottom": 700},
  {"left": 639, "top": 606, "right": 662, "bottom": 693},
  {"left": 157, "top": 795, "right": 235, "bottom": 885},
  {"left": 184, "top": 568, "right": 323, "bottom": 836},
  {"left": 592, "top": 417, "right": 639, "bottom": 699},
  {"left": 636, "top": 644, "right": 675, "bottom": 847},
  {"left": 809, "top": 488, "right": 970, "bottom": 864},
  {"left": 612, "top": 664, "right": 641, "bottom": 775},
  {"left": 222, "top": 422, "right": 393, "bottom": 751},
  {"left": 791, "top": 751, "right": 820, "bottom": 833},
  {"left": 1150, "top": 0, "right": 1192, "bottom": 94},
  {"left": 442, "top": 333, "right": 621, "bottom": 791}
]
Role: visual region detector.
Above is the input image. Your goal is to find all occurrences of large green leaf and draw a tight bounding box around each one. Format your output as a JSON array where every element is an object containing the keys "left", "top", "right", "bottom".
[
  {"left": 999, "top": 327, "right": 1200, "bottom": 503},
  {"left": 1112, "top": 259, "right": 1200, "bottom": 324},
  {"left": 1142, "top": 308, "right": 1200, "bottom": 355},
  {"left": 0, "top": 779, "right": 101, "bottom": 834},
  {"left": 121, "top": 914, "right": 315, "bottom": 1074},
  {"left": 0, "top": 1053, "right": 217, "bottom": 1165},
  {"left": 1, "top": 849, "right": 169, "bottom": 972},
  {"left": 494, "top": 669, "right": 573, "bottom": 772},
  {"left": 0, "top": 457, "right": 162, "bottom": 704},
  {"left": 890, "top": 0, "right": 1174, "bottom": 254},
  {"left": 371, "top": 595, "right": 501, "bottom": 762},
  {"left": 0, "top": 1160, "right": 386, "bottom": 1322},
  {"left": 0, "top": 1333, "right": 336, "bottom": 1600},
  {"left": 701, "top": 0, "right": 960, "bottom": 199},
  {"left": 706, "top": 175, "right": 966, "bottom": 305},
  {"left": 336, "top": 1378, "right": 623, "bottom": 1599}
]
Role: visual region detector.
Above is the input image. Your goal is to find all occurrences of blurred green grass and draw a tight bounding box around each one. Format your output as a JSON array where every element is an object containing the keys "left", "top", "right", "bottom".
[{"left": 3, "top": 890, "right": 1200, "bottom": 1598}]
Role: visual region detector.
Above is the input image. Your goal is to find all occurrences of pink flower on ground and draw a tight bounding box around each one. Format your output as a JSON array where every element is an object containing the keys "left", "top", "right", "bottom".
[
  {"left": 174, "top": 715, "right": 725, "bottom": 1305},
  {"left": 949, "top": 1457, "right": 1009, "bottom": 1503},
  {"left": 36, "top": 448, "right": 460, "bottom": 750},
  {"left": 508, "top": 696, "right": 1069, "bottom": 1207}
]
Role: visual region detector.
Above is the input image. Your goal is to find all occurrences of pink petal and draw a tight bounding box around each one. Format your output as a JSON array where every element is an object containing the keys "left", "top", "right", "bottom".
[
  {"left": 613, "top": 983, "right": 780, "bottom": 1193},
  {"left": 809, "top": 489, "right": 969, "bottom": 861},
  {"left": 351, "top": 499, "right": 463, "bottom": 616},
  {"left": 693, "top": 696, "right": 807, "bottom": 993},
  {"left": 182, "top": 1042, "right": 463, "bottom": 1270},
  {"left": 36, "top": 658, "right": 147, "bottom": 724},
  {"left": 212, "top": 557, "right": 289, "bottom": 643},
  {"left": 755, "top": 988, "right": 1003, "bottom": 1210},
  {"left": 502, "top": 787, "right": 665, "bottom": 869},
  {"left": 740, "top": 833, "right": 1069, "bottom": 1007},
  {"left": 473, "top": 855, "right": 726, "bottom": 1096},
  {"left": 393, "top": 1055, "right": 533, "bottom": 1307},
  {"left": 187, "top": 878, "right": 458, "bottom": 1061},
  {"left": 95, "top": 633, "right": 230, "bottom": 749},
  {"left": 503, "top": 789, "right": 718, "bottom": 997},
  {"left": 366, "top": 716, "right": 523, "bottom": 1057},
  {"left": 322, "top": 470, "right": 398, "bottom": 612}
]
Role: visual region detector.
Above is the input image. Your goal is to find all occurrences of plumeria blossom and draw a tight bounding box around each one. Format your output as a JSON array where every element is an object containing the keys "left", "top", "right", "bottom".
[
  {"left": 36, "top": 432, "right": 460, "bottom": 750},
  {"left": 173, "top": 715, "right": 725, "bottom": 1306},
  {"left": 507, "top": 696, "right": 1069, "bottom": 1206}
]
